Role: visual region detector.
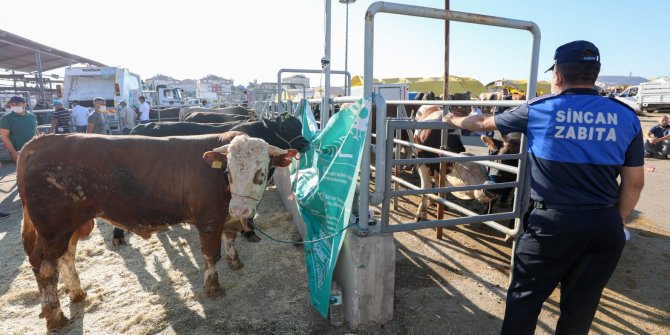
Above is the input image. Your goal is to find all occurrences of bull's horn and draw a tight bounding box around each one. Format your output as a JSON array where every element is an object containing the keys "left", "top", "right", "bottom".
[
  {"left": 213, "top": 144, "right": 230, "bottom": 154},
  {"left": 268, "top": 145, "right": 288, "bottom": 156}
]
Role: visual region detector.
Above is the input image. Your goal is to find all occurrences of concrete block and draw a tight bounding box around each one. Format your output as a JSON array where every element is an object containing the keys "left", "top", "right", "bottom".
[
  {"left": 334, "top": 227, "right": 396, "bottom": 329},
  {"left": 273, "top": 168, "right": 396, "bottom": 329}
]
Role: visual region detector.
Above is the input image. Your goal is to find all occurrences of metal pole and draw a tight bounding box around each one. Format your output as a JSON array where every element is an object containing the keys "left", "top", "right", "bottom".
[
  {"left": 344, "top": 1, "right": 350, "bottom": 91},
  {"left": 322, "top": 0, "right": 332, "bottom": 127},
  {"left": 35, "top": 51, "right": 46, "bottom": 107}
]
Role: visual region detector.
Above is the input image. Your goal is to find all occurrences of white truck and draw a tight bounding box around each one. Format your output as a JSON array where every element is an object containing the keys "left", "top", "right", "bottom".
[
  {"left": 616, "top": 80, "right": 670, "bottom": 114},
  {"left": 142, "top": 84, "right": 185, "bottom": 107},
  {"left": 62, "top": 66, "right": 143, "bottom": 133}
]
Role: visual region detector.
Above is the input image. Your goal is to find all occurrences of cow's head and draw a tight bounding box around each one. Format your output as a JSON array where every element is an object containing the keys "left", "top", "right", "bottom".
[
  {"left": 203, "top": 135, "right": 298, "bottom": 218},
  {"left": 481, "top": 135, "right": 521, "bottom": 162},
  {"left": 263, "top": 112, "right": 310, "bottom": 153},
  {"left": 447, "top": 159, "right": 497, "bottom": 203}
]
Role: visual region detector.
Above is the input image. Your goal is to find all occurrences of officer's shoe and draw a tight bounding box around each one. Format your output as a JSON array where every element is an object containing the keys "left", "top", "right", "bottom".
[
  {"left": 644, "top": 152, "right": 654, "bottom": 159},
  {"left": 655, "top": 154, "right": 668, "bottom": 160}
]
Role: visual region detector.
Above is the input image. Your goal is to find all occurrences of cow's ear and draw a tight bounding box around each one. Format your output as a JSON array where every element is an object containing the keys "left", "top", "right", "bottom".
[
  {"left": 213, "top": 144, "right": 230, "bottom": 154},
  {"left": 270, "top": 150, "right": 298, "bottom": 168},
  {"left": 203, "top": 151, "right": 227, "bottom": 169},
  {"left": 480, "top": 135, "right": 496, "bottom": 149}
]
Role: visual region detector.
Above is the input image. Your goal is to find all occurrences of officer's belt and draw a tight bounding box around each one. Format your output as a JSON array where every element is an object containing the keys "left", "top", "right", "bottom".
[{"left": 532, "top": 201, "right": 616, "bottom": 210}]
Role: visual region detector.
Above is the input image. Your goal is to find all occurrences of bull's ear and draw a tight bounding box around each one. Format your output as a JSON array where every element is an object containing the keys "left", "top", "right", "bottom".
[
  {"left": 203, "top": 151, "right": 227, "bottom": 169},
  {"left": 213, "top": 144, "right": 230, "bottom": 154},
  {"left": 270, "top": 149, "right": 298, "bottom": 168},
  {"left": 267, "top": 144, "right": 288, "bottom": 156}
]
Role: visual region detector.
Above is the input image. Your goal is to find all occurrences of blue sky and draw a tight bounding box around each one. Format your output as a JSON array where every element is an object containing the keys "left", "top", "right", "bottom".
[{"left": 1, "top": 0, "right": 668, "bottom": 88}]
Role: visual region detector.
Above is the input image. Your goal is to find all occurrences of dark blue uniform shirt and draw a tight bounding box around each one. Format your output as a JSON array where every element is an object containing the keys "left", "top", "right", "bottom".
[
  {"left": 494, "top": 88, "right": 644, "bottom": 205},
  {"left": 648, "top": 123, "right": 670, "bottom": 138}
]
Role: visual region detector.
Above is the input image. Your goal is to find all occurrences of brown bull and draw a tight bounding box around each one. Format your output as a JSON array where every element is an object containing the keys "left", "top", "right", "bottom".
[{"left": 18, "top": 132, "right": 296, "bottom": 330}]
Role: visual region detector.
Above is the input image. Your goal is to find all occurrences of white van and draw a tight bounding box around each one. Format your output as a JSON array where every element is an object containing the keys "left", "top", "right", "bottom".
[{"left": 617, "top": 80, "right": 670, "bottom": 113}]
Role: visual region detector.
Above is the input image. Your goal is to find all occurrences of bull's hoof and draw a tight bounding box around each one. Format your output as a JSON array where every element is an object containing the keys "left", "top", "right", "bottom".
[
  {"left": 205, "top": 283, "right": 223, "bottom": 298},
  {"left": 69, "top": 289, "right": 87, "bottom": 303},
  {"left": 112, "top": 237, "right": 126, "bottom": 246},
  {"left": 414, "top": 216, "right": 426, "bottom": 222},
  {"left": 226, "top": 256, "right": 244, "bottom": 270},
  {"left": 44, "top": 310, "right": 69, "bottom": 330},
  {"left": 244, "top": 231, "right": 261, "bottom": 242}
]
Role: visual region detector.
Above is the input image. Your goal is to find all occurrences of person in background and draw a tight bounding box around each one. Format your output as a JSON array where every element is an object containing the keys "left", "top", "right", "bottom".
[
  {"left": 117, "top": 100, "right": 137, "bottom": 135},
  {"left": 87, "top": 97, "right": 109, "bottom": 134},
  {"left": 643, "top": 115, "right": 670, "bottom": 159},
  {"left": 0, "top": 96, "right": 38, "bottom": 161},
  {"left": 443, "top": 40, "right": 644, "bottom": 335},
  {"left": 202, "top": 99, "right": 213, "bottom": 108},
  {"left": 138, "top": 96, "right": 151, "bottom": 124},
  {"left": 71, "top": 100, "right": 90, "bottom": 133},
  {"left": 50, "top": 100, "right": 71, "bottom": 134}
]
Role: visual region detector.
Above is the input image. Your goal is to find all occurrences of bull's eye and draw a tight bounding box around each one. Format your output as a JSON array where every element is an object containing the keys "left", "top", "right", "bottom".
[{"left": 253, "top": 169, "right": 265, "bottom": 185}]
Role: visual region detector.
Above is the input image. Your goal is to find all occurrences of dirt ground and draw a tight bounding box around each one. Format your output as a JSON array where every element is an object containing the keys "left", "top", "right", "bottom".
[{"left": 1, "top": 115, "right": 669, "bottom": 334}]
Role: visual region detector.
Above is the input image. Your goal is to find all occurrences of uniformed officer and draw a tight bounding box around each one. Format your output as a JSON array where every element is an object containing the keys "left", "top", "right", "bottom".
[{"left": 443, "top": 40, "right": 645, "bottom": 335}]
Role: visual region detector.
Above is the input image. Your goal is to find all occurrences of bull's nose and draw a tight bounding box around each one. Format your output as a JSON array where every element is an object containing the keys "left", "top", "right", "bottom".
[
  {"left": 230, "top": 206, "right": 251, "bottom": 218},
  {"left": 297, "top": 141, "right": 310, "bottom": 153}
]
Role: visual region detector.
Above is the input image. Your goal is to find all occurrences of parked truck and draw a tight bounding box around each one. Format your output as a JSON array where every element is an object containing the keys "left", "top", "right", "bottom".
[
  {"left": 142, "top": 84, "right": 185, "bottom": 107},
  {"left": 62, "top": 66, "right": 143, "bottom": 133},
  {"left": 616, "top": 80, "right": 670, "bottom": 114}
]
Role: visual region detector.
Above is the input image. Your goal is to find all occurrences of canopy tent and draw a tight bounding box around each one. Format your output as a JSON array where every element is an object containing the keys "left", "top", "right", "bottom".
[
  {"left": 485, "top": 79, "right": 552, "bottom": 97},
  {"left": 595, "top": 75, "right": 648, "bottom": 91},
  {"left": 0, "top": 29, "right": 106, "bottom": 107},
  {"left": 0, "top": 29, "right": 105, "bottom": 72},
  {"left": 351, "top": 75, "right": 487, "bottom": 97}
]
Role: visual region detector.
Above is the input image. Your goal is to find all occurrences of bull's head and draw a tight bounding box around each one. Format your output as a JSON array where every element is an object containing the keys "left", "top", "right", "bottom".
[
  {"left": 265, "top": 112, "right": 310, "bottom": 153},
  {"left": 203, "top": 135, "right": 298, "bottom": 218}
]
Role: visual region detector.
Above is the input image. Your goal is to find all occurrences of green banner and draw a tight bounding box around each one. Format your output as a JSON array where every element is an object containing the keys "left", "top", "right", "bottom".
[{"left": 291, "top": 98, "right": 370, "bottom": 317}]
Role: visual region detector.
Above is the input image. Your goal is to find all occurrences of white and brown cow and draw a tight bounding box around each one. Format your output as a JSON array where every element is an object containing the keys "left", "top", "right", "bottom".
[
  {"left": 17, "top": 131, "right": 296, "bottom": 330},
  {"left": 413, "top": 107, "right": 496, "bottom": 221}
]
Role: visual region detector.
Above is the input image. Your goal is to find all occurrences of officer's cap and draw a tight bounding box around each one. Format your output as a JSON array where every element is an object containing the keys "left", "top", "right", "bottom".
[{"left": 545, "top": 40, "right": 600, "bottom": 73}]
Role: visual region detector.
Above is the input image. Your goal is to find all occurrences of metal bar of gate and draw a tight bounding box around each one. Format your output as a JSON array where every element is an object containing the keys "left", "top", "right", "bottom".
[
  {"left": 276, "top": 68, "right": 352, "bottom": 114},
  {"left": 379, "top": 119, "right": 527, "bottom": 237},
  {"left": 364, "top": 2, "right": 541, "bottom": 100}
]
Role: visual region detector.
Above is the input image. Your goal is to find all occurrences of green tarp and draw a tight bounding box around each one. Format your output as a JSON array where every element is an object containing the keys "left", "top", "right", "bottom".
[{"left": 291, "top": 98, "right": 370, "bottom": 317}]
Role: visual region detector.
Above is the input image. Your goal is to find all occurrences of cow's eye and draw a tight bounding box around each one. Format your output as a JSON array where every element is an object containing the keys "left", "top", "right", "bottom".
[{"left": 253, "top": 169, "right": 265, "bottom": 185}]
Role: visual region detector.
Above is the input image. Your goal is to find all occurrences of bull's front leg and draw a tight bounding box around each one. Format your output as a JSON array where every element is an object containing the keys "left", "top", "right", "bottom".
[
  {"left": 197, "top": 223, "right": 224, "bottom": 298},
  {"left": 223, "top": 232, "right": 244, "bottom": 270},
  {"left": 415, "top": 164, "right": 432, "bottom": 221}
]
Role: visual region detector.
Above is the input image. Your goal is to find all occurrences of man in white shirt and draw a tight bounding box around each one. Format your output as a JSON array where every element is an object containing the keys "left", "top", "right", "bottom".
[
  {"left": 138, "top": 96, "right": 151, "bottom": 124},
  {"left": 70, "top": 100, "right": 90, "bottom": 132}
]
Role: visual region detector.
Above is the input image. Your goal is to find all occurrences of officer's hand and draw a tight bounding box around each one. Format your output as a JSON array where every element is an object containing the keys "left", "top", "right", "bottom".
[{"left": 11, "top": 150, "right": 19, "bottom": 161}]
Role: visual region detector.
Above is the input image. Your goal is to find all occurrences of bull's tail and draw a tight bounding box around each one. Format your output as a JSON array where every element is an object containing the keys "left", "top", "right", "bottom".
[
  {"left": 21, "top": 206, "right": 37, "bottom": 256},
  {"left": 17, "top": 140, "right": 37, "bottom": 255}
]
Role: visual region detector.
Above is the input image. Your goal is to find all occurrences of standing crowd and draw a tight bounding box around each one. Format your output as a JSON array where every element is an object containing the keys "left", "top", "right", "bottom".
[{"left": 0, "top": 95, "right": 142, "bottom": 219}]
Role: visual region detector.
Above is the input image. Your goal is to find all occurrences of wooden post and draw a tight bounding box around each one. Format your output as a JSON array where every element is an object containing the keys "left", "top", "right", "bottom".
[{"left": 436, "top": 0, "right": 450, "bottom": 240}]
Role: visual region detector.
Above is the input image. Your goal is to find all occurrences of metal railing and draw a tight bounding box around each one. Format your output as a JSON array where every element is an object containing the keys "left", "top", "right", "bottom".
[{"left": 355, "top": 2, "right": 541, "bottom": 239}]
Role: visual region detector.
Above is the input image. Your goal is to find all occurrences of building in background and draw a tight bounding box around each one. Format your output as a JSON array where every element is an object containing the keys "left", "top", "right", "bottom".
[{"left": 197, "top": 74, "right": 233, "bottom": 103}]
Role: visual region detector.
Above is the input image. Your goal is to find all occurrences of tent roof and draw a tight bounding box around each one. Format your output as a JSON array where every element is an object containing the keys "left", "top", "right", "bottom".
[
  {"left": 595, "top": 75, "right": 648, "bottom": 87},
  {"left": 485, "top": 79, "right": 552, "bottom": 96},
  {"left": 0, "top": 29, "right": 106, "bottom": 73}
]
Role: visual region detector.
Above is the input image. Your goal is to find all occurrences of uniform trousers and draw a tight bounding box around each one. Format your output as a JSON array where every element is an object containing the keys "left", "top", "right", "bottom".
[{"left": 501, "top": 206, "right": 625, "bottom": 335}]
